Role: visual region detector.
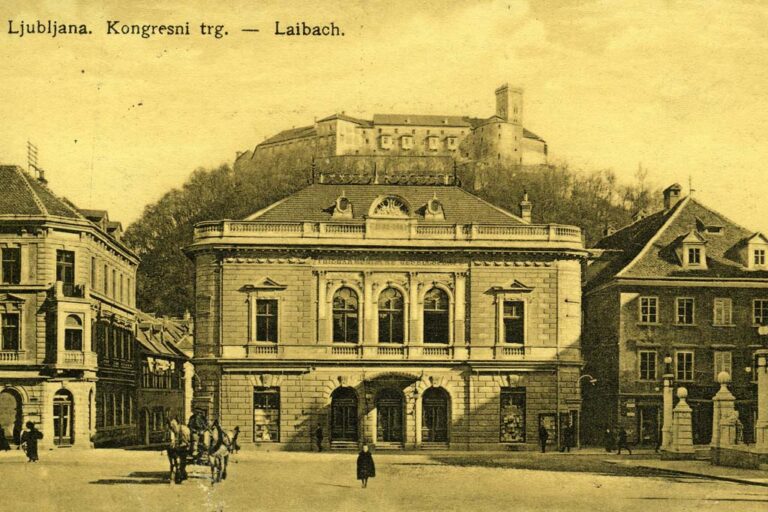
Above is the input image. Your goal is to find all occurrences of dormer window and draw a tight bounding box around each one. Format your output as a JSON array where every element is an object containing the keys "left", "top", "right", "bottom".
[
  {"left": 370, "top": 196, "right": 410, "bottom": 218},
  {"left": 332, "top": 193, "right": 353, "bottom": 219},
  {"left": 424, "top": 197, "right": 445, "bottom": 221},
  {"left": 677, "top": 231, "right": 707, "bottom": 269},
  {"left": 745, "top": 233, "right": 768, "bottom": 270}
]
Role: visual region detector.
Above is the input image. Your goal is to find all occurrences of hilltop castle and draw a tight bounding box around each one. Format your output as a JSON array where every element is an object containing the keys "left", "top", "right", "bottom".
[{"left": 234, "top": 84, "right": 548, "bottom": 172}]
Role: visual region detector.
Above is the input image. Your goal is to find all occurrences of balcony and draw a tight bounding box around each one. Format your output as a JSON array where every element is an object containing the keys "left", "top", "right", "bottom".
[
  {"left": 192, "top": 220, "right": 584, "bottom": 248},
  {"left": 56, "top": 350, "right": 98, "bottom": 369},
  {"left": 53, "top": 281, "right": 88, "bottom": 300},
  {"left": 0, "top": 350, "right": 25, "bottom": 363}
]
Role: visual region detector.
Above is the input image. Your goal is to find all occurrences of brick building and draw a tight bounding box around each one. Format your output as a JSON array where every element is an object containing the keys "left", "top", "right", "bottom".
[
  {"left": 234, "top": 84, "right": 548, "bottom": 173},
  {"left": 582, "top": 184, "right": 768, "bottom": 447},
  {"left": 0, "top": 165, "right": 138, "bottom": 449},
  {"left": 186, "top": 172, "right": 586, "bottom": 450}
]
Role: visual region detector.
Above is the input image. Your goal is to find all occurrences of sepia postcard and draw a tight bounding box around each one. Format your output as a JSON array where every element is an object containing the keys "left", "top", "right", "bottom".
[{"left": 1, "top": 1, "right": 767, "bottom": 511}]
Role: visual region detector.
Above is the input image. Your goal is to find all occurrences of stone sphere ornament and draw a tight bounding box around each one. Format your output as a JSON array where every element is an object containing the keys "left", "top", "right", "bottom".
[
  {"left": 716, "top": 371, "right": 731, "bottom": 385},
  {"left": 676, "top": 387, "right": 688, "bottom": 399}
]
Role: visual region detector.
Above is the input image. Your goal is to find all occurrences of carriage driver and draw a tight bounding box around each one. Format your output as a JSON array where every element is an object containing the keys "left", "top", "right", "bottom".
[{"left": 188, "top": 408, "right": 210, "bottom": 462}]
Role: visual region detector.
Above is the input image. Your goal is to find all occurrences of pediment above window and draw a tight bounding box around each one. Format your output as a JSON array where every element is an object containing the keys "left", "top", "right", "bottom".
[
  {"left": 0, "top": 293, "right": 24, "bottom": 313},
  {"left": 745, "top": 232, "right": 768, "bottom": 270},
  {"left": 240, "top": 278, "right": 287, "bottom": 293},
  {"left": 0, "top": 293, "right": 25, "bottom": 303},
  {"left": 675, "top": 231, "right": 707, "bottom": 269},
  {"left": 489, "top": 280, "right": 534, "bottom": 294}
]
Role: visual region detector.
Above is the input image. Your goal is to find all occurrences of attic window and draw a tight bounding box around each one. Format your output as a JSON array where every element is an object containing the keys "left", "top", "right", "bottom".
[
  {"left": 704, "top": 226, "right": 722, "bottom": 235},
  {"left": 678, "top": 231, "right": 707, "bottom": 269},
  {"left": 424, "top": 197, "right": 445, "bottom": 221},
  {"left": 333, "top": 193, "right": 353, "bottom": 219},
  {"left": 745, "top": 233, "right": 768, "bottom": 270},
  {"left": 688, "top": 248, "right": 701, "bottom": 265},
  {"left": 371, "top": 196, "right": 409, "bottom": 218}
]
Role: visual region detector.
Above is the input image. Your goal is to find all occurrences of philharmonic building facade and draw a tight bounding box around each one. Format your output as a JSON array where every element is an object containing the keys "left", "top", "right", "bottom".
[{"left": 187, "top": 173, "right": 586, "bottom": 450}]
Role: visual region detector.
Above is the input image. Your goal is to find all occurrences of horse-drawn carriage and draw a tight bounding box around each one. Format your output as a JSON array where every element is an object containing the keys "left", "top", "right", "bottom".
[{"left": 166, "top": 419, "right": 239, "bottom": 484}]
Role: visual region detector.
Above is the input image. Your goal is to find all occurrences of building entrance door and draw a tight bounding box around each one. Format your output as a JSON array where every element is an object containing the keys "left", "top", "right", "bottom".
[
  {"left": 53, "top": 390, "right": 74, "bottom": 446},
  {"left": 331, "top": 387, "right": 358, "bottom": 442},
  {"left": 376, "top": 389, "right": 403, "bottom": 443},
  {"left": 422, "top": 388, "right": 449, "bottom": 443},
  {"left": 692, "top": 401, "right": 713, "bottom": 445},
  {"left": 637, "top": 405, "right": 659, "bottom": 447},
  {"left": 0, "top": 390, "right": 22, "bottom": 444}
]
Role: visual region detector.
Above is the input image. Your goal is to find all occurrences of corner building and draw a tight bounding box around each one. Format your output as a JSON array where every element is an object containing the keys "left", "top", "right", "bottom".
[{"left": 187, "top": 175, "right": 586, "bottom": 450}]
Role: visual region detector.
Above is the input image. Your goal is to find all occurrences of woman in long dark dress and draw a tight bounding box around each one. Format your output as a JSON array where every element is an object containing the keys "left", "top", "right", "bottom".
[
  {"left": 356, "top": 444, "right": 375, "bottom": 488},
  {"left": 20, "top": 421, "right": 43, "bottom": 462},
  {"left": 0, "top": 426, "right": 10, "bottom": 451}
]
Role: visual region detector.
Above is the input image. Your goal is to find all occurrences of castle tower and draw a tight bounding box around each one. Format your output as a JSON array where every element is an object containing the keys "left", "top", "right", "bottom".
[{"left": 495, "top": 84, "right": 523, "bottom": 125}]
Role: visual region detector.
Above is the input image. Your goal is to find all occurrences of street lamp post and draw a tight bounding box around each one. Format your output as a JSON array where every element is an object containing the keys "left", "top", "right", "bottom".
[{"left": 661, "top": 354, "right": 674, "bottom": 451}]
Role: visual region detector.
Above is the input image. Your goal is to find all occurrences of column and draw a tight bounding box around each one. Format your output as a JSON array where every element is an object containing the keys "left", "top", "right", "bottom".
[
  {"left": 710, "top": 371, "right": 736, "bottom": 448},
  {"left": 661, "top": 373, "right": 674, "bottom": 451},
  {"left": 454, "top": 272, "right": 466, "bottom": 346},
  {"left": 363, "top": 273, "right": 374, "bottom": 344},
  {"left": 408, "top": 272, "right": 419, "bottom": 345},
  {"left": 315, "top": 271, "right": 326, "bottom": 342}
]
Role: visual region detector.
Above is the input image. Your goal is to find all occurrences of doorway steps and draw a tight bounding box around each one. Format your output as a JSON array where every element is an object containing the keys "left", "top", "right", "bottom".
[
  {"left": 421, "top": 442, "right": 450, "bottom": 450},
  {"left": 330, "top": 441, "right": 358, "bottom": 450},
  {"left": 374, "top": 442, "right": 405, "bottom": 450}
]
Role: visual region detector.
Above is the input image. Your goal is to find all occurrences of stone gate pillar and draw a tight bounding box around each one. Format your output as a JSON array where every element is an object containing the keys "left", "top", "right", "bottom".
[
  {"left": 661, "top": 372, "right": 674, "bottom": 451},
  {"left": 756, "top": 350, "right": 768, "bottom": 453},
  {"left": 663, "top": 387, "right": 696, "bottom": 460},
  {"left": 710, "top": 371, "right": 736, "bottom": 448}
]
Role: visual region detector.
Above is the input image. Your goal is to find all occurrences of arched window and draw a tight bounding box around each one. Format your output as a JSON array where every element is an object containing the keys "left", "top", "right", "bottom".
[
  {"left": 372, "top": 196, "right": 409, "bottom": 217},
  {"left": 378, "top": 288, "right": 404, "bottom": 343},
  {"left": 423, "top": 288, "right": 450, "bottom": 344},
  {"left": 64, "top": 315, "right": 83, "bottom": 351},
  {"left": 332, "top": 287, "right": 359, "bottom": 343}
]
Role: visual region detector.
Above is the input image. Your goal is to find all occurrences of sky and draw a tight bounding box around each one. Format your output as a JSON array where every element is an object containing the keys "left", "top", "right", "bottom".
[{"left": 1, "top": 0, "right": 767, "bottom": 232}]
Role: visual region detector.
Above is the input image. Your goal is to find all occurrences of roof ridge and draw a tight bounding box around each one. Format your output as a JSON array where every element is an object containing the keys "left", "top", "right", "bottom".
[
  {"left": 451, "top": 186, "right": 527, "bottom": 223},
  {"left": 688, "top": 197, "right": 754, "bottom": 236},
  {"left": 14, "top": 166, "right": 48, "bottom": 216},
  {"left": 615, "top": 196, "right": 690, "bottom": 278}
]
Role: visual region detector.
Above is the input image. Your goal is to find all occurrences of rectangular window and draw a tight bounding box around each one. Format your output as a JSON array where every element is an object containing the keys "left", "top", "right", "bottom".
[
  {"left": 90, "top": 257, "right": 96, "bottom": 287},
  {"left": 675, "top": 351, "right": 694, "bottom": 381},
  {"left": 1, "top": 314, "right": 20, "bottom": 351},
  {"left": 64, "top": 328, "right": 82, "bottom": 351},
  {"left": 753, "top": 299, "right": 768, "bottom": 325},
  {"left": 120, "top": 274, "right": 124, "bottom": 303},
  {"left": 755, "top": 249, "right": 766, "bottom": 266},
  {"left": 713, "top": 298, "right": 733, "bottom": 326},
  {"left": 503, "top": 300, "right": 525, "bottom": 344},
  {"left": 1, "top": 248, "right": 21, "bottom": 284},
  {"left": 253, "top": 387, "right": 280, "bottom": 442},
  {"left": 639, "top": 350, "right": 657, "bottom": 381},
  {"left": 255, "top": 299, "right": 278, "bottom": 342},
  {"left": 500, "top": 388, "right": 526, "bottom": 443},
  {"left": 56, "top": 250, "right": 75, "bottom": 294},
  {"left": 676, "top": 298, "right": 695, "bottom": 325},
  {"left": 713, "top": 351, "right": 732, "bottom": 381},
  {"left": 103, "top": 264, "right": 108, "bottom": 293},
  {"left": 688, "top": 247, "right": 701, "bottom": 265},
  {"left": 112, "top": 269, "right": 117, "bottom": 298},
  {"left": 639, "top": 297, "right": 658, "bottom": 324}
]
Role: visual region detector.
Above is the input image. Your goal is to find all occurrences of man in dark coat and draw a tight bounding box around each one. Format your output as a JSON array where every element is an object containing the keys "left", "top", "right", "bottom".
[
  {"left": 20, "top": 421, "right": 43, "bottom": 462},
  {"left": 617, "top": 427, "right": 632, "bottom": 455},
  {"left": 314, "top": 425, "right": 323, "bottom": 452},
  {"left": 356, "top": 444, "right": 375, "bottom": 488},
  {"left": 603, "top": 428, "right": 615, "bottom": 452},
  {"left": 561, "top": 423, "right": 574, "bottom": 452},
  {"left": 188, "top": 410, "right": 209, "bottom": 462},
  {"left": 0, "top": 426, "right": 10, "bottom": 451},
  {"left": 538, "top": 424, "right": 549, "bottom": 453}
]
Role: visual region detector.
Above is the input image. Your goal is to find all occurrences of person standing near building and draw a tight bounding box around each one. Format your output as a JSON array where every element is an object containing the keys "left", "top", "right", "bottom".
[
  {"left": 603, "top": 427, "right": 615, "bottom": 452},
  {"left": 538, "top": 424, "right": 549, "bottom": 453},
  {"left": 314, "top": 425, "right": 324, "bottom": 452},
  {"left": 560, "top": 423, "right": 574, "bottom": 452},
  {"left": 20, "top": 422, "right": 43, "bottom": 462},
  {"left": 356, "top": 444, "right": 375, "bottom": 488},
  {"left": 616, "top": 427, "right": 632, "bottom": 455},
  {"left": 0, "top": 425, "right": 10, "bottom": 451}
]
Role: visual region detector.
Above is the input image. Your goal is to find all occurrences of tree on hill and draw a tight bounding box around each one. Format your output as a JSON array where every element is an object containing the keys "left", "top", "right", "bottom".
[{"left": 124, "top": 156, "right": 659, "bottom": 316}]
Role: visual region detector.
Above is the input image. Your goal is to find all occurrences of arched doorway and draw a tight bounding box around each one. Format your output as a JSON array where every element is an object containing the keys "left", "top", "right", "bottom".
[
  {"left": 330, "top": 387, "right": 358, "bottom": 442},
  {"left": 421, "top": 387, "right": 449, "bottom": 443},
  {"left": 53, "top": 389, "right": 74, "bottom": 446},
  {"left": 376, "top": 389, "right": 404, "bottom": 443},
  {"left": 0, "top": 389, "right": 23, "bottom": 444}
]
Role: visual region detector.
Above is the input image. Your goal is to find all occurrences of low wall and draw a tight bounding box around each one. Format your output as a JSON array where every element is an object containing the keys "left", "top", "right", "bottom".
[{"left": 711, "top": 446, "right": 768, "bottom": 470}]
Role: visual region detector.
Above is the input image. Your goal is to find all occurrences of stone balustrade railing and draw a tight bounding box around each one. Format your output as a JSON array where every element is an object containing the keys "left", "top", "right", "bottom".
[
  {"left": 0, "top": 350, "right": 25, "bottom": 362},
  {"left": 193, "top": 220, "right": 583, "bottom": 244}
]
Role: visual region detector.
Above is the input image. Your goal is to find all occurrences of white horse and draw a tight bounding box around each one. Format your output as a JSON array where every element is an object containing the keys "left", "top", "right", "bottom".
[
  {"left": 166, "top": 419, "right": 191, "bottom": 484},
  {"left": 207, "top": 420, "right": 232, "bottom": 484}
]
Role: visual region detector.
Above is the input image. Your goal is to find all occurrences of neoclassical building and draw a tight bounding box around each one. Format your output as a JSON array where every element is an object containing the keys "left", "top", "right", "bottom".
[
  {"left": 0, "top": 166, "right": 138, "bottom": 449},
  {"left": 187, "top": 173, "right": 586, "bottom": 450}
]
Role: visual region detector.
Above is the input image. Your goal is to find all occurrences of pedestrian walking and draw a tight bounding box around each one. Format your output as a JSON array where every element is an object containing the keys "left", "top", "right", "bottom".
[
  {"left": 560, "top": 423, "right": 574, "bottom": 452},
  {"left": 0, "top": 425, "right": 10, "bottom": 451},
  {"left": 20, "top": 421, "right": 43, "bottom": 462},
  {"left": 356, "top": 444, "right": 375, "bottom": 488},
  {"left": 616, "top": 427, "right": 632, "bottom": 455},
  {"left": 538, "top": 424, "right": 549, "bottom": 453},
  {"left": 314, "top": 425, "right": 324, "bottom": 452},
  {"left": 603, "top": 428, "right": 615, "bottom": 452}
]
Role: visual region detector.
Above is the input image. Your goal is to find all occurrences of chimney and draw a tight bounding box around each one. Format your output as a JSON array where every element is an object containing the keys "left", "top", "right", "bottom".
[
  {"left": 519, "top": 191, "right": 532, "bottom": 223},
  {"left": 663, "top": 183, "right": 682, "bottom": 211},
  {"left": 37, "top": 168, "right": 48, "bottom": 185}
]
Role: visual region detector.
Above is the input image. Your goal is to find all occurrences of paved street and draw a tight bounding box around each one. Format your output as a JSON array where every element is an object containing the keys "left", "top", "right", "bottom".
[{"left": 0, "top": 448, "right": 766, "bottom": 512}]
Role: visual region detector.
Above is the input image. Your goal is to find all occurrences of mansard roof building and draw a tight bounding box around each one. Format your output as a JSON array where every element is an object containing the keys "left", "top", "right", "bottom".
[
  {"left": 582, "top": 184, "right": 768, "bottom": 447},
  {"left": 186, "top": 171, "right": 586, "bottom": 451}
]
